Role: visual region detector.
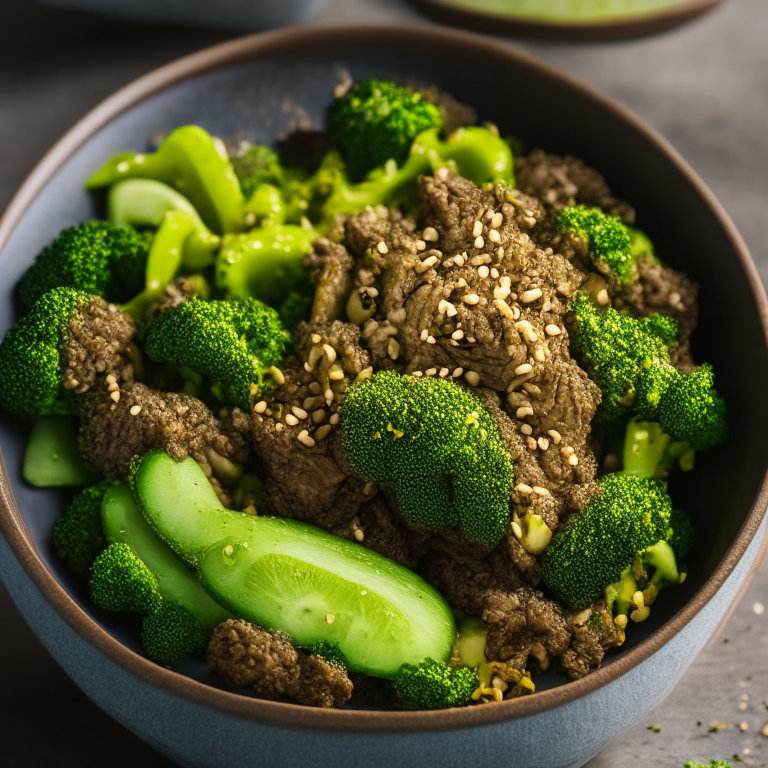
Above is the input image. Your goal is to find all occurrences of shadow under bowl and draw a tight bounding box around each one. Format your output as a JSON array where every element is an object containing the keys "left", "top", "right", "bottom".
[{"left": 0, "top": 24, "right": 766, "bottom": 768}]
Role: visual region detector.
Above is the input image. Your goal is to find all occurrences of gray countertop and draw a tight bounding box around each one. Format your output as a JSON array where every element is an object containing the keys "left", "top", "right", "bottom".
[{"left": 1, "top": 0, "right": 766, "bottom": 765}]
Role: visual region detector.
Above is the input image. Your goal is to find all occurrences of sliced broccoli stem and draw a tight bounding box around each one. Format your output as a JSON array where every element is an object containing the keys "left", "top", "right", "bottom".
[
  {"left": 622, "top": 418, "right": 671, "bottom": 478},
  {"left": 23, "top": 415, "right": 98, "bottom": 487},
  {"left": 605, "top": 565, "right": 638, "bottom": 617},
  {"left": 643, "top": 539, "right": 680, "bottom": 586}
]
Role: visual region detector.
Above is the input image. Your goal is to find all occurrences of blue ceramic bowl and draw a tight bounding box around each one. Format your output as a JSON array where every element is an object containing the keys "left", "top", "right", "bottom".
[{"left": 1, "top": 25, "right": 766, "bottom": 768}]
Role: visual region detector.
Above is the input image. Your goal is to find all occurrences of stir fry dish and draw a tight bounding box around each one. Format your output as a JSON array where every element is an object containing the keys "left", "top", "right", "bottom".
[{"left": 0, "top": 78, "right": 727, "bottom": 710}]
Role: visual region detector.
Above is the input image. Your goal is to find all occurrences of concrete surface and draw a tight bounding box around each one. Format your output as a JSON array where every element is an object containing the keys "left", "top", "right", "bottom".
[{"left": 0, "top": 0, "right": 766, "bottom": 765}]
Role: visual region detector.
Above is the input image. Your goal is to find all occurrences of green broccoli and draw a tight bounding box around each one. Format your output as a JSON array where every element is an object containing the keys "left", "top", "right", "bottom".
[
  {"left": 52, "top": 481, "right": 109, "bottom": 576},
  {"left": 555, "top": 205, "right": 634, "bottom": 289},
  {"left": 328, "top": 79, "right": 443, "bottom": 180},
  {"left": 569, "top": 292, "right": 727, "bottom": 451},
  {"left": 90, "top": 542, "right": 207, "bottom": 664},
  {"left": 144, "top": 297, "right": 289, "bottom": 410},
  {"left": 322, "top": 126, "right": 514, "bottom": 218},
  {"left": 393, "top": 657, "right": 477, "bottom": 710},
  {"left": 623, "top": 418, "right": 695, "bottom": 479},
  {"left": 683, "top": 762, "right": 733, "bottom": 768},
  {"left": 18, "top": 221, "right": 149, "bottom": 307},
  {"left": 231, "top": 143, "right": 283, "bottom": 198},
  {"left": 306, "top": 641, "right": 348, "bottom": 670},
  {"left": 0, "top": 287, "right": 90, "bottom": 420},
  {"left": 339, "top": 370, "right": 514, "bottom": 547}
]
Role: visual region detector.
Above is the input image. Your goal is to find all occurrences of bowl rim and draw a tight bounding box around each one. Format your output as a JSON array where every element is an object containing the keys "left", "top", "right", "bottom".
[
  {"left": 406, "top": 0, "right": 725, "bottom": 41},
  {"left": 1, "top": 22, "right": 767, "bottom": 734}
]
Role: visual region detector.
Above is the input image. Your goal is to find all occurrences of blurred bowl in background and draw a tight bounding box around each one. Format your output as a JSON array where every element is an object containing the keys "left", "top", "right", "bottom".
[{"left": 39, "top": 0, "right": 326, "bottom": 31}]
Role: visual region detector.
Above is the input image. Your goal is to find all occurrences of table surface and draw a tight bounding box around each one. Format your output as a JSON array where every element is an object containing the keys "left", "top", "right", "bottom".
[{"left": 1, "top": 0, "right": 766, "bottom": 765}]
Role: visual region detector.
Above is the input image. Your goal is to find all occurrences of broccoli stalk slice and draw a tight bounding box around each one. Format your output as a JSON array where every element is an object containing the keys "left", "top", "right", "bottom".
[
  {"left": 623, "top": 418, "right": 671, "bottom": 478},
  {"left": 644, "top": 540, "right": 680, "bottom": 587},
  {"left": 605, "top": 565, "right": 637, "bottom": 617}
]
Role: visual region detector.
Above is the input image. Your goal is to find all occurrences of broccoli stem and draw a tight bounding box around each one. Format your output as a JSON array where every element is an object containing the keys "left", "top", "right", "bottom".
[
  {"left": 23, "top": 415, "right": 98, "bottom": 487},
  {"left": 605, "top": 565, "right": 638, "bottom": 617},
  {"left": 644, "top": 540, "right": 680, "bottom": 586},
  {"left": 622, "top": 418, "right": 671, "bottom": 477}
]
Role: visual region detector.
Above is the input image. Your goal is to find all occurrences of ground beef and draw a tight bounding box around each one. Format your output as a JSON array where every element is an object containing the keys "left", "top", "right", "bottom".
[
  {"left": 79, "top": 380, "right": 249, "bottom": 503},
  {"left": 229, "top": 361, "right": 376, "bottom": 529},
  {"left": 304, "top": 238, "right": 355, "bottom": 325},
  {"left": 515, "top": 149, "right": 634, "bottom": 223},
  {"left": 557, "top": 604, "right": 621, "bottom": 680},
  {"left": 207, "top": 620, "right": 352, "bottom": 708},
  {"left": 144, "top": 276, "right": 202, "bottom": 324},
  {"left": 62, "top": 298, "right": 135, "bottom": 396},
  {"left": 614, "top": 258, "right": 700, "bottom": 345}
]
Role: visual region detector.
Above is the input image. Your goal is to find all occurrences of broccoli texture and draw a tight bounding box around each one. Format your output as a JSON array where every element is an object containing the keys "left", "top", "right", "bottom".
[
  {"left": 90, "top": 542, "right": 207, "bottom": 664},
  {"left": 541, "top": 473, "right": 675, "bottom": 610},
  {"left": 52, "top": 481, "right": 109, "bottom": 576},
  {"left": 18, "top": 221, "right": 149, "bottom": 307},
  {"left": 393, "top": 657, "right": 476, "bottom": 710},
  {"left": 339, "top": 370, "right": 514, "bottom": 547},
  {"left": 556, "top": 205, "right": 634, "bottom": 288},
  {"left": 0, "top": 287, "right": 88, "bottom": 419},
  {"left": 144, "top": 297, "right": 289, "bottom": 410},
  {"left": 231, "top": 144, "right": 283, "bottom": 199},
  {"left": 328, "top": 79, "right": 443, "bottom": 180},
  {"left": 569, "top": 293, "right": 727, "bottom": 450}
]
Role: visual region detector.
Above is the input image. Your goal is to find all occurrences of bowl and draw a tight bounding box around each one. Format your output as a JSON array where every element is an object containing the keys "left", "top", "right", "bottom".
[{"left": 0, "top": 24, "right": 766, "bottom": 768}]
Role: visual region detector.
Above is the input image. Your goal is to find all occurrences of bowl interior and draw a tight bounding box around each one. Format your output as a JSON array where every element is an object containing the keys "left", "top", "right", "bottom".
[{"left": 1, "top": 36, "right": 766, "bottom": 707}]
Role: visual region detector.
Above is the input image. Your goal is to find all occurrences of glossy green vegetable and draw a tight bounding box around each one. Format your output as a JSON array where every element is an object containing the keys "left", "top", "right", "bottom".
[
  {"left": 132, "top": 449, "right": 456, "bottom": 678},
  {"left": 23, "top": 415, "right": 98, "bottom": 487},
  {"left": 87, "top": 125, "right": 244, "bottom": 234}
]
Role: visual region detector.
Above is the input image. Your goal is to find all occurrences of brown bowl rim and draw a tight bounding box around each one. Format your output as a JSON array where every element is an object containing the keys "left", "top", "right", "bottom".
[
  {"left": 407, "top": 0, "right": 725, "bottom": 41},
  {"left": 0, "top": 23, "right": 766, "bottom": 734}
]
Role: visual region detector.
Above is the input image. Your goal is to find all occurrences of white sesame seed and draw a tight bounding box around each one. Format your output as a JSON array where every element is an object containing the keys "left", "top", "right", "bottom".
[
  {"left": 568, "top": 454, "right": 579, "bottom": 466},
  {"left": 490, "top": 212, "right": 503, "bottom": 229},
  {"left": 511, "top": 521, "right": 523, "bottom": 539},
  {"left": 488, "top": 229, "right": 501, "bottom": 243},
  {"left": 515, "top": 483, "right": 532, "bottom": 495},
  {"left": 439, "top": 368, "right": 449, "bottom": 378},
  {"left": 311, "top": 333, "right": 321, "bottom": 344},
  {"left": 423, "top": 227, "right": 439, "bottom": 242},
  {"left": 110, "top": 391, "right": 120, "bottom": 403},
  {"left": 597, "top": 289, "right": 610, "bottom": 306},
  {"left": 445, "top": 301, "right": 458, "bottom": 317},
  {"left": 494, "top": 298, "right": 513, "bottom": 319},
  {"left": 456, "top": 277, "right": 468, "bottom": 288},
  {"left": 465, "top": 371, "right": 480, "bottom": 386},
  {"left": 740, "top": 722, "right": 749, "bottom": 732},
  {"left": 520, "top": 288, "right": 543, "bottom": 303},
  {"left": 388, "top": 338, "right": 401, "bottom": 360},
  {"left": 547, "top": 430, "right": 562, "bottom": 444},
  {"left": 129, "top": 405, "right": 142, "bottom": 416},
  {"left": 545, "top": 324, "right": 562, "bottom": 337},
  {"left": 415, "top": 239, "right": 426, "bottom": 251},
  {"left": 328, "top": 368, "right": 345, "bottom": 381},
  {"left": 490, "top": 268, "right": 499, "bottom": 279},
  {"left": 105, "top": 374, "right": 117, "bottom": 385},
  {"left": 516, "top": 406, "right": 534, "bottom": 418},
  {"left": 354, "top": 529, "right": 365, "bottom": 542},
  {"left": 478, "top": 265, "right": 490, "bottom": 279},
  {"left": 326, "top": 613, "right": 335, "bottom": 624},
  {"left": 256, "top": 400, "right": 270, "bottom": 413},
  {"left": 533, "top": 486, "right": 550, "bottom": 496},
  {"left": 454, "top": 253, "right": 465, "bottom": 266},
  {"left": 366, "top": 287, "right": 379, "bottom": 298},
  {"left": 534, "top": 348, "right": 546, "bottom": 362},
  {"left": 412, "top": 370, "right": 423, "bottom": 377},
  {"left": 426, "top": 335, "right": 436, "bottom": 344},
  {"left": 438, "top": 299, "right": 450, "bottom": 315},
  {"left": 462, "top": 293, "right": 480, "bottom": 305},
  {"left": 329, "top": 413, "right": 340, "bottom": 425},
  {"left": 472, "top": 220, "right": 483, "bottom": 238},
  {"left": 561, "top": 446, "right": 575, "bottom": 457},
  {"left": 285, "top": 414, "right": 299, "bottom": 426},
  {"left": 474, "top": 236, "right": 484, "bottom": 249},
  {"left": 377, "top": 241, "right": 389, "bottom": 254},
  {"left": 108, "top": 381, "right": 119, "bottom": 392},
  {"left": 292, "top": 406, "right": 308, "bottom": 420},
  {"left": 298, "top": 430, "right": 315, "bottom": 447},
  {"left": 275, "top": 423, "right": 284, "bottom": 432},
  {"left": 452, "top": 367, "right": 464, "bottom": 377},
  {"left": 754, "top": 602, "right": 765, "bottom": 615},
  {"left": 452, "top": 329, "right": 464, "bottom": 340},
  {"left": 420, "top": 329, "right": 429, "bottom": 341},
  {"left": 515, "top": 363, "right": 533, "bottom": 375},
  {"left": 520, "top": 424, "right": 533, "bottom": 435},
  {"left": 425, "top": 368, "right": 437, "bottom": 376},
  {"left": 538, "top": 437, "right": 550, "bottom": 450},
  {"left": 527, "top": 436, "right": 538, "bottom": 450},
  {"left": 416, "top": 254, "right": 439, "bottom": 273},
  {"left": 494, "top": 285, "right": 511, "bottom": 301}
]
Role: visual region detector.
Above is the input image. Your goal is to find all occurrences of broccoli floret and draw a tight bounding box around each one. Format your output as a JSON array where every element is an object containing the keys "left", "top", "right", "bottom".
[
  {"left": 683, "top": 762, "right": 733, "bottom": 768},
  {"left": 52, "top": 481, "right": 109, "bottom": 576},
  {"left": 90, "top": 542, "right": 162, "bottom": 614},
  {"left": 0, "top": 287, "right": 88, "bottom": 419},
  {"left": 339, "top": 370, "right": 514, "bottom": 547},
  {"left": 141, "top": 600, "right": 207, "bottom": 665},
  {"left": 569, "top": 293, "right": 727, "bottom": 450},
  {"left": 306, "top": 641, "right": 348, "bottom": 670},
  {"left": 328, "top": 79, "right": 443, "bottom": 180},
  {"left": 556, "top": 205, "right": 635, "bottom": 289},
  {"left": 667, "top": 507, "right": 696, "bottom": 561},
  {"left": 322, "top": 126, "right": 514, "bottom": 218},
  {"left": 144, "top": 297, "right": 289, "bottom": 410},
  {"left": 18, "top": 221, "right": 149, "bottom": 307},
  {"left": 231, "top": 143, "right": 284, "bottom": 199},
  {"left": 90, "top": 542, "right": 207, "bottom": 664},
  {"left": 541, "top": 473, "right": 676, "bottom": 610},
  {"left": 393, "top": 657, "right": 476, "bottom": 710}
]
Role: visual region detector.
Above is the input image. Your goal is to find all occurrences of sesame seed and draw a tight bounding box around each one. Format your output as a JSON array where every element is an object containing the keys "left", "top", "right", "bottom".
[
  {"left": 462, "top": 293, "right": 480, "bottom": 305},
  {"left": 516, "top": 406, "right": 534, "bottom": 418},
  {"left": 515, "top": 363, "right": 533, "bottom": 375},
  {"left": 224, "top": 545, "right": 234, "bottom": 556},
  {"left": 315, "top": 424, "right": 332, "bottom": 441},
  {"left": 286, "top": 414, "right": 299, "bottom": 426},
  {"left": 490, "top": 212, "right": 503, "bottom": 228},
  {"left": 442, "top": 259, "right": 454, "bottom": 268},
  {"left": 110, "top": 391, "right": 120, "bottom": 403},
  {"left": 520, "top": 288, "right": 543, "bottom": 303},
  {"left": 520, "top": 424, "right": 533, "bottom": 435},
  {"left": 534, "top": 348, "right": 546, "bottom": 362},
  {"left": 465, "top": 371, "right": 480, "bottom": 386},
  {"left": 420, "top": 329, "right": 429, "bottom": 341},
  {"left": 298, "top": 430, "right": 316, "bottom": 447},
  {"left": 425, "top": 368, "right": 437, "bottom": 376},
  {"left": 533, "top": 486, "right": 550, "bottom": 496},
  {"left": 488, "top": 229, "right": 501, "bottom": 243},
  {"left": 268, "top": 366, "right": 285, "bottom": 386},
  {"left": 597, "top": 289, "right": 610, "bottom": 306},
  {"left": 453, "top": 367, "right": 464, "bottom": 377},
  {"left": 490, "top": 268, "right": 499, "bottom": 278},
  {"left": 478, "top": 265, "right": 490, "bottom": 279},
  {"left": 438, "top": 299, "right": 450, "bottom": 315},
  {"left": 105, "top": 374, "right": 117, "bottom": 385},
  {"left": 129, "top": 405, "right": 142, "bottom": 416},
  {"left": 511, "top": 521, "right": 523, "bottom": 539},
  {"left": 568, "top": 454, "right": 579, "bottom": 466},
  {"left": 416, "top": 254, "right": 438, "bottom": 273},
  {"left": 326, "top": 613, "right": 335, "bottom": 624},
  {"left": 412, "top": 370, "right": 423, "bottom": 377},
  {"left": 740, "top": 722, "right": 749, "bottom": 732},
  {"left": 527, "top": 437, "right": 538, "bottom": 450},
  {"left": 494, "top": 285, "right": 511, "bottom": 300},
  {"left": 328, "top": 367, "right": 345, "bottom": 381},
  {"left": 388, "top": 338, "right": 401, "bottom": 360},
  {"left": 547, "top": 429, "right": 562, "bottom": 444},
  {"left": 545, "top": 324, "right": 561, "bottom": 337},
  {"left": 292, "top": 406, "right": 308, "bottom": 420},
  {"left": 472, "top": 220, "right": 483, "bottom": 238},
  {"left": 108, "top": 381, "right": 120, "bottom": 392},
  {"left": 329, "top": 413, "right": 340, "bottom": 425},
  {"left": 439, "top": 368, "right": 449, "bottom": 378},
  {"left": 377, "top": 241, "right": 389, "bottom": 254},
  {"left": 538, "top": 437, "right": 550, "bottom": 450},
  {"left": 275, "top": 423, "right": 284, "bottom": 432},
  {"left": 454, "top": 253, "right": 465, "bottom": 266},
  {"left": 426, "top": 335, "right": 436, "bottom": 344},
  {"left": 561, "top": 446, "right": 575, "bottom": 457},
  {"left": 311, "top": 333, "right": 321, "bottom": 344},
  {"left": 754, "top": 602, "right": 765, "bottom": 615},
  {"left": 445, "top": 301, "right": 458, "bottom": 317},
  {"left": 514, "top": 483, "right": 532, "bottom": 495},
  {"left": 452, "top": 329, "right": 464, "bottom": 340},
  {"left": 415, "top": 239, "right": 426, "bottom": 251},
  {"left": 762, "top": 724, "right": 768, "bottom": 737},
  {"left": 474, "top": 236, "right": 484, "bottom": 249},
  {"left": 494, "top": 298, "right": 513, "bottom": 319},
  {"left": 354, "top": 529, "right": 365, "bottom": 542},
  {"left": 366, "top": 287, "right": 379, "bottom": 298},
  {"left": 456, "top": 277, "right": 468, "bottom": 288},
  {"left": 423, "top": 227, "right": 439, "bottom": 242}
]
